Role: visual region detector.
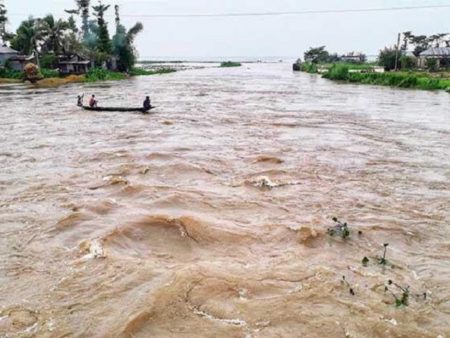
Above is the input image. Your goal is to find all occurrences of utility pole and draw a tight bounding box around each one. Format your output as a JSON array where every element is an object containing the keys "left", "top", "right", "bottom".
[{"left": 394, "top": 32, "right": 401, "bottom": 71}]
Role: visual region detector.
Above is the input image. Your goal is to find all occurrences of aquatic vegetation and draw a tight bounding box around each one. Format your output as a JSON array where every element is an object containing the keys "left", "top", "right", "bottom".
[
  {"left": 220, "top": 61, "right": 242, "bottom": 68},
  {"left": 385, "top": 280, "right": 410, "bottom": 307},
  {"left": 85, "top": 67, "right": 126, "bottom": 82},
  {"left": 327, "top": 217, "right": 350, "bottom": 239},
  {"left": 378, "top": 243, "right": 389, "bottom": 265},
  {"left": 362, "top": 256, "right": 369, "bottom": 267},
  {"left": 300, "top": 62, "right": 318, "bottom": 73},
  {"left": 341, "top": 276, "right": 355, "bottom": 295},
  {"left": 129, "top": 67, "right": 176, "bottom": 76},
  {"left": 322, "top": 64, "right": 349, "bottom": 80}
]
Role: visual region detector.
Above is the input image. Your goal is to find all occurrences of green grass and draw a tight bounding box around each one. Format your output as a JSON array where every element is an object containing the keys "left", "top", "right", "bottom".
[
  {"left": 85, "top": 68, "right": 127, "bottom": 82},
  {"left": 323, "top": 62, "right": 376, "bottom": 70},
  {"left": 129, "top": 67, "right": 176, "bottom": 76},
  {"left": 0, "top": 67, "right": 23, "bottom": 79},
  {"left": 220, "top": 61, "right": 242, "bottom": 68},
  {"left": 322, "top": 63, "right": 450, "bottom": 91},
  {"left": 41, "top": 68, "right": 59, "bottom": 78},
  {"left": 300, "top": 62, "right": 318, "bottom": 73}
]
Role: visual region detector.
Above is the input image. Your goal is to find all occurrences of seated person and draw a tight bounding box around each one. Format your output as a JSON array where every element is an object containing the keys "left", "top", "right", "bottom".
[
  {"left": 143, "top": 96, "right": 151, "bottom": 110},
  {"left": 89, "top": 95, "right": 98, "bottom": 108}
]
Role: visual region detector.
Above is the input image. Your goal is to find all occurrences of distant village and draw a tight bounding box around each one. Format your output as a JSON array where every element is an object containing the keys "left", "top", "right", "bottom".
[
  {"left": 294, "top": 32, "right": 450, "bottom": 72},
  {"left": 0, "top": 0, "right": 144, "bottom": 81}
]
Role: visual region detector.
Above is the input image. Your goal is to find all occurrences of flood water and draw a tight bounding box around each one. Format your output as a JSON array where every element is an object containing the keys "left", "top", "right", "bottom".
[{"left": 1, "top": 63, "right": 450, "bottom": 337}]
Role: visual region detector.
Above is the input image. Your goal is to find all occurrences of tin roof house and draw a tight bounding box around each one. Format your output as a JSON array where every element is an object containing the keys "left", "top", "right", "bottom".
[
  {"left": 341, "top": 52, "right": 366, "bottom": 63},
  {"left": 0, "top": 45, "right": 35, "bottom": 71},
  {"left": 57, "top": 54, "right": 93, "bottom": 75},
  {"left": 418, "top": 47, "right": 450, "bottom": 68}
]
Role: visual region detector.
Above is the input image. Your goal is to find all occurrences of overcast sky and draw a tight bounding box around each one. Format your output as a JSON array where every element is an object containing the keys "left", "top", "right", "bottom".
[{"left": 3, "top": 0, "right": 450, "bottom": 59}]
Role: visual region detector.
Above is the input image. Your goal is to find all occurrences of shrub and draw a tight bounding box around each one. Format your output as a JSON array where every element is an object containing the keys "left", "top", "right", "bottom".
[
  {"left": 85, "top": 67, "right": 126, "bottom": 82},
  {"left": 129, "top": 67, "right": 176, "bottom": 76},
  {"left": 323, "top": 64, "right": 349, "bottom": 80},
  {"left": 426, "top": 59, "right": 438, "bottom": 72},
  {"left": 220, "top": 61, "right": 241, "bottom": 68},
  {"left": 300, "top": 62, "right": 318, "bottom": 73},
  {"left": 41, "top": 54, "right": 57, "bottom": 69},
  {"left": 0, "top": 67, "right": 23, "bottom": 79},
  {"left": 378, "top": 47, "right": 397, "bottom": 71},
  {"left": 40, "top": 68, "right": 59, "bottom": 78},
  {"left": 400, "top": 56, "right": 416, "bottom": 70},
  {"left": 23, "top": 63, "right": 43, "bottom": 83}
]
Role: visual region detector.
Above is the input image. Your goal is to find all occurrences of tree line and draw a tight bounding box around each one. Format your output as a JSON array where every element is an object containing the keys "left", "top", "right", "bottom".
[
  {"left": 0, "top": 0, "right": 143, "bottom": 72},
  {"left": 303, "top": 32, "right": 449, "bottom": 71}
]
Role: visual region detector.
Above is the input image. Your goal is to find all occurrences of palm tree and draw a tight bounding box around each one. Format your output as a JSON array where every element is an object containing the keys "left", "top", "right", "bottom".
[
  {"left": 112, "top": 5, "right": 143, "bottom": 71},
  {"left": 10, "top": 17, "right": 38, "bottom": 55},
  {"left": 39, "top": 15, "right": 70, "bottom": 54},
  {"left": 92, "top": 1, "right": 111, "bottom": 54}
]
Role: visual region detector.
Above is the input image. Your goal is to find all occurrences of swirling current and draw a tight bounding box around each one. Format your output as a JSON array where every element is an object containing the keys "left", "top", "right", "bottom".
[{"left": 1, "top": 63, "right": 449, "bottom": 337}]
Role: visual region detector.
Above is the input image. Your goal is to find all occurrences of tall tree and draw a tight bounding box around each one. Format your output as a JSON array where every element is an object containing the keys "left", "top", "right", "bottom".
[
  {"left": 112, "top": 5, "right": 143, "bottom": 71},
  {"left": 304, "top": 46, "right": 330, "bottom": 64},
  {"left": 10, "top": 17, "right": 38, "bottom": 55},
  {"left": 92, "top": 1, "right": 111, "bottom": 54},
  {"left": 378, "top": 47, "right": 397, "bottom": 71},
  {"left": 402, "top": 31, "right": 412, "bottom": 51},
  {"left": 40, "top": 15, "right": 70, "bottom": 54},
  {"left": 0, "top": 0, "right": 8, "bottom": 43},
  {"left": 65, "top": 0, "right": 91, "bottom": 41}
]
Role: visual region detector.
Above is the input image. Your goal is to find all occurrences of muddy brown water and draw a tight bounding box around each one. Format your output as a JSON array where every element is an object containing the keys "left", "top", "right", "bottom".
[{"left": 1, "top": 63, "right": 450, "bottom": 337}]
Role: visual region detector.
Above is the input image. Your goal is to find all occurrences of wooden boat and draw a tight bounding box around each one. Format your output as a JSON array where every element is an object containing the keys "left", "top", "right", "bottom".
[{"left": 80, "top": 105, "right": 155, "bottom": 113}]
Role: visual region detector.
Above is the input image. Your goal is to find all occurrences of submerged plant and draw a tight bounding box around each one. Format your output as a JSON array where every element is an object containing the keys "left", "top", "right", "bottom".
[
  {"left": 362, "top": 256, "right": 369, "bottom": 267},
  {"left": 341, "top": 276, "right": 355, "bottom": 295},
  {"left": 328, "top": 217, "right": 350, "bottom": 239},
  {"left": 385, "top": 280, "right": 409, "bottom": 307},
  {"left": 378, "top": 243, "right": 389, "bottom": 265}
]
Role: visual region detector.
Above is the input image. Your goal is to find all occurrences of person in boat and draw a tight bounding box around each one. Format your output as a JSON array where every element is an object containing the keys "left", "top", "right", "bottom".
[
  {"left": 143, "top": 96, "right": 151, "bottom": 110},
  {"left": 77, "top": 95, "right": 83, "bottom": 107},
  {"left": 89, "top": 95, "right": 98, "bottom": 108}
]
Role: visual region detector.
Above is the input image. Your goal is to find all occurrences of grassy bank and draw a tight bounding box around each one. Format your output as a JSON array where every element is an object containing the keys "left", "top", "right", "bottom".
[
  {"left": 300, "top": 62, "right": 377, "bottom": 74},
  {"left": 220, "top": 61, "right": 242, "bottom": 68},
  {"left": 323, "top": 64, "right": 450, "bottom": 91},
  {"left": 0, "top": 67, "right": 176, "bottom": 87},
  {"left": 300, "top": 62, "right": 450, "bottom": 91}
]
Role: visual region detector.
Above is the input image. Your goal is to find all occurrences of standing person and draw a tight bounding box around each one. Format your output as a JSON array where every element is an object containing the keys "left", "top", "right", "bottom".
[
  {"left": 89, "top": 95, "right": 97, "bottom": 108},
  {"left": 77, "top": 95, "right": 83, "bottom": 107},
  {"left": 143, "top": 96, "right": 151, "bottom": 111}
]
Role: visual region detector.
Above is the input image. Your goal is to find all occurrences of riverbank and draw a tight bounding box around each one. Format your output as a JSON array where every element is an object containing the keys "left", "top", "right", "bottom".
[
  {"left": 300, "top": 62, "right": 450, "bottom": 92},
  {"left": 0, "top": 67, "right": 176, "bottom": 87}
]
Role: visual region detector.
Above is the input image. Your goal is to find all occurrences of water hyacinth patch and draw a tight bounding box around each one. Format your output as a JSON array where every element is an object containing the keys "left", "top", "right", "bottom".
[{"left": 327, "top": 217, "right": 350, "bottom": 239}]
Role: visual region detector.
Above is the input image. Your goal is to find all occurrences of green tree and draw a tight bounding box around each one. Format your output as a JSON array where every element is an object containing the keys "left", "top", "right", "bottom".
[
  {"left": 304, "top": 46, "right": 330, "bottom": 64},
  {"left": 378, "top": 47, "right": 397, "bottom": 71},
  {"left": 0, "top": 0, "right": 10, "bottom": 43},
  {"left": 10, "top": 17, "right": 39, "bottom": 55},
  {"left": 426, "top": 58, "right": 438, "bottom": 72},
  {"left": 65, "top": 0, "right": 91, "bottom": 41},
  {"left": 400, "top": 55, "right": 416, "bottom": 70},
  {"left": 112, "top": 5, "right": 143, "bottom": 71},
  {"left": 39, "top": 15, "right": 70, "bottom": 54},
  {"left": 61, "top": 15, "right": 82, "bottom": 54},
  {"left": 92, "top": 1, "right": 111, "bottom": 54},
  {"left": 410, "top": 35, "right": 430, "bottom": 57}
]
